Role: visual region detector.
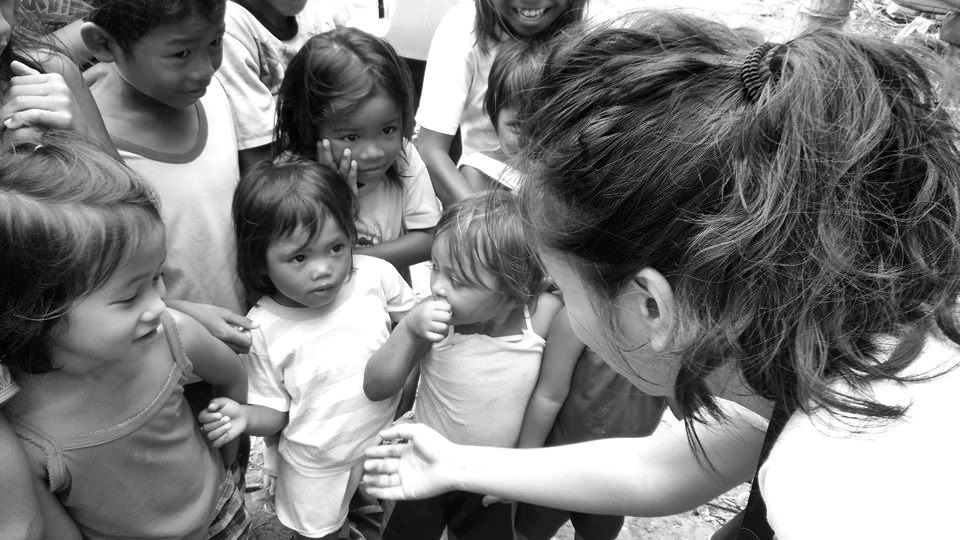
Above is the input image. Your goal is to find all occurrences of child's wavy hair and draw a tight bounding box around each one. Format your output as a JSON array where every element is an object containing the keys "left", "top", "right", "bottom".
[
  {"left": 519, "top": 12, "right": 960, "bottom": 439},
  {"left": 233, "top": 158, "right": 358, "bottom": 303},
  {"left": 85, "top": 0, "right": 226, "bottom": 53},
  {"left": 474, "top": 0, "right": 587, "bottom": 53},
  {"left": 484, "top": 38, "right": 545, "bottom": 129},
  {"left": 0, "top": 131, "right": 162, "bottom": 374},
  {"left": 435, "top": 190, "right": 547, "bottom": 310},
  {"left": 274, "top": 27, "right": 415, "bottom": 187}
]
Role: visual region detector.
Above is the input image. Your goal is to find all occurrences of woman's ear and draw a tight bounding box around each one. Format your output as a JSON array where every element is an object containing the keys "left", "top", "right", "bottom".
[
  {"left": 625, "top": 268, "right": 676, "bottom": 352},
  {"left": 80, "top": 23, "right": 120, "bottom": 63}
]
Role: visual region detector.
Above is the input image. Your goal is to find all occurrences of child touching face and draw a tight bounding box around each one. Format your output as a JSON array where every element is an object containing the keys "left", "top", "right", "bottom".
[
  {"left": 362, "top": 190, "right": 564, "bottom": 540},
  {"left": 275, "top": 27, "right": 441, "bottom": 276},
  {"left": 199, "top": 159, "right": 419, "bottom": 539},
  {"left": 0, "top": 133, "right": 249, "bottom": 539}
]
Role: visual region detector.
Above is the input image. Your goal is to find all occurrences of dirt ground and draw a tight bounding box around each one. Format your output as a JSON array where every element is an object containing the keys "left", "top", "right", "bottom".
[{"left": 245, "top": 1, "right": 916, "bottom": 538}]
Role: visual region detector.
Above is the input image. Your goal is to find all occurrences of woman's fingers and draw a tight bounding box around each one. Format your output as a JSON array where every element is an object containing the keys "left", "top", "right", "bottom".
[{"left": 9, "top": 60, "right": 42, "bottom": 77}]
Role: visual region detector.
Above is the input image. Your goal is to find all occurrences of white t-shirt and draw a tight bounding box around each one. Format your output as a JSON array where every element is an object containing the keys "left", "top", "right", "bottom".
[
  {"left": 415, "top": 0, "right": 499, "bottom": 158},
  {"left": 242, "top": 255, "right": 417, "bottom": 474},
  {"left": 115, "top": 78, "right": 245, "bottom": 314},
  {"left": 219, "top": 1, "right": 337, "bottom": 150},
  {"left": 458, "top": 151, "right": 522, "bottom": 191},
  {"left": 356, "top": 140, "right": 441, "bottom": 246},
  {"left": 758, "top": 333, "right": 960, "bottom": 539}
]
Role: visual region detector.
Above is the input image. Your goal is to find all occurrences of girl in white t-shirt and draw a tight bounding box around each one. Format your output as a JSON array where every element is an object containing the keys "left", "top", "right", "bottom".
[
  {"left": 274, "top": 26, "right": 441, "bottom": 279},
  {"left": 415, "top": 0, "right": 588, "bottom": 205},
  {"left": 200, "top": 158, "right": 418, "bottom": 539}
]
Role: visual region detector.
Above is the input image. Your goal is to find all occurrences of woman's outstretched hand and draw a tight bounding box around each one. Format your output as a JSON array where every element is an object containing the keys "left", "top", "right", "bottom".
[{"left": 362, "top": 423, "right": 460, "bottom": 500}]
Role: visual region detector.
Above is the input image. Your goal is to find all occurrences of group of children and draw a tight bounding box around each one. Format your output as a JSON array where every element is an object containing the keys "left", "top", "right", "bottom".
[{"left": 0, "top": 0, "right": 663, "bottom": 539}]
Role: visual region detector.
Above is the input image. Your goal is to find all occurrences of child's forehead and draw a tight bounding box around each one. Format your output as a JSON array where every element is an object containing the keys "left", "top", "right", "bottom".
[
  {"left": 139, "top": 14, "right": 224, "bottom": 45},
  {"left": 274, "top": 217, "right": 345, "bottom": 249},
  {"left": 325, "top": 93, "right": 401, "bottom": 127}
]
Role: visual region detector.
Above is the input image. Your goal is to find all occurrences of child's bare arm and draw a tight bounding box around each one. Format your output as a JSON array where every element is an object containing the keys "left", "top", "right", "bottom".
[
  {"left": 517, "top": 307, "right": 584, "bottom": 449},
  {"left": 166, "top": 299, "right": 258, "bottom": 354},
  {"left": 355, "top": 229, "right": 434, "bottom": 269},
  {"left": 171, "top": 310, "right": 247, "bottom": 465},
  {"left": 238, "top": 145, "right": 271, "bottom": 182},
  {"left": 460, "top": 165, "right": 501, "bottom": 193},
  {"left": 364, "top": 298, "right": 451, "bottom": 401},
  {"left": 416, "top": 129, "right": 474, "bottom": 206},
  {"left": 0, "top": 415, "right": 81, "bottom": 539},
  {"left": 31, "top": 476, "right": 81, "bottom": 540}
]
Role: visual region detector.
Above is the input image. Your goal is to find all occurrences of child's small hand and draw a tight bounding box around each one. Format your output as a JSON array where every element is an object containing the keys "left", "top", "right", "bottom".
[
  {"left": 262, "top": 471, "right": 277, "bottom": 498},
  {"left": 173, "top": 300, "right": 258, "bottom": 354},
  {"left": 317, "top": 139, "right": 358, "bottom": 194},
  {"left": 198, "top": 398, "right": 247, "bottom": 448},
  {"left": 1, "top": 61, "right": 82, "bottom": 134},
  {"left": 405, "top": 298, "right": 452, "bottom": 342}
]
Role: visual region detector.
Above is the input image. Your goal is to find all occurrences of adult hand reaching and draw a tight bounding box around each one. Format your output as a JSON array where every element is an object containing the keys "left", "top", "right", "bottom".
[{"left": 362, "top": 423, "right": 461, "bottom": 500}]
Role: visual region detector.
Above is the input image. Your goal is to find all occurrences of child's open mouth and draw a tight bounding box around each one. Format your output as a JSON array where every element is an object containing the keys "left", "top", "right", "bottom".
[{"left": 514, "top": 7, "right": 548, "bottom": 23}]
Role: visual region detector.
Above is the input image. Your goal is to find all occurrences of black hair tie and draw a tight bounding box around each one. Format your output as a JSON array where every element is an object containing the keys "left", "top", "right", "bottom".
[{"left": 740, "top": 42, "right": 785, "bottom": 103}]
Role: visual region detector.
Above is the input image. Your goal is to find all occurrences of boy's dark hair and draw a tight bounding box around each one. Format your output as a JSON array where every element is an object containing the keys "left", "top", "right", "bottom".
[
  {"left": 85, "top": 0, "right": 226, "bottom": 53},
  {"left": 0, "top": 131, "right": 162, "bottom": 374},
  {"left": 484, "top": 39, "right": 545, "bottom": 129},
  {"left": 275, "top": 27, "right": 415, "bottom": 187},
  {"left": 519, "top": 12, "right": 960, "bottom": 443},
  {"left": 233, "top": 159, "right": 358, "bottom": 303},
  {"left": 474, "top": 0, "right": 587, "bottom": 53}
]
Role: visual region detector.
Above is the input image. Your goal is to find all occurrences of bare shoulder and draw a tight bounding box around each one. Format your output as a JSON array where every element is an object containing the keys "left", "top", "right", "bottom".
[
  {"left": 530, "top": 292, "right": 564, "bottom": 339},
  {"left": 167, "top": 308, "right": 210, "bottom": 355}
]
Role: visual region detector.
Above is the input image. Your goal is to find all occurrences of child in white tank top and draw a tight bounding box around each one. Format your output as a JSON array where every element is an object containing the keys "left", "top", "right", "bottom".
[{"left": 363, "top": 190, "right": 567, "bottom": 540}]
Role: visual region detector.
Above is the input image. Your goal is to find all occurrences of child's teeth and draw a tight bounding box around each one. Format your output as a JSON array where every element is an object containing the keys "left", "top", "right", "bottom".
[{"left": 516, "top": 8, "right": 546, "bottom": 19}]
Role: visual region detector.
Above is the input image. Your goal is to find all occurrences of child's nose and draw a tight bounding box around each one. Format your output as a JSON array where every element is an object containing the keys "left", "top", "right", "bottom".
[
  {"left": 430, "top": 274, "right": 447, "bottom": 298},
  {"left": 356, "top": 141, "right": 384, "bottom": 161},
  {"left": 142, "top": 293, "right": 166, "bottom": 324},
  {"left": 311, "top": 260, "right": 332, "bottom": 279},
  {"left": 191, "top": 54, "right": 218, "bottom": 83}
]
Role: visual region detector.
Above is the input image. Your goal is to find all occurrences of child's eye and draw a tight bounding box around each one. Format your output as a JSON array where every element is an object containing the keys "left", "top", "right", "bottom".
[
  {"left": 291, "top": 254, "right": 307, "bottom": 263},
  {"left": 382, "top": 126, "right": 398, "bottom": 136},
  {"left": 210, "top": 36, "right": 223, "bottom": 48},
  {"left": 172, "top": 49, "right": 191, "bottom": 59},
  {"left": 331, "top": 243, "right": 345, "bottom": 254},
  {"left": 341, "top": 134, "right": 359, "bottom": 143},
  {"left": 115, "top": 294, "right": 138, "bottom": 306}
]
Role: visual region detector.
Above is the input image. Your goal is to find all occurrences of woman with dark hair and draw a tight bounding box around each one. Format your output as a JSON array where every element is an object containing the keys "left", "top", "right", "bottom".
[{"left": 365, "top": 11, "right": 960, "bottom": 539}]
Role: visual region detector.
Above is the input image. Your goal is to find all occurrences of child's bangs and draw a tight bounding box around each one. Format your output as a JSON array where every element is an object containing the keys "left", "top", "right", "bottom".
[
  {"left": 269, "top": 194, "right": 334, "bottom": 246},
  {"left": 437, "top": 219, "right": 498, "bottom": 292},
  {"left": 307, "top": 52, "right": 376, "bottom": 122},
  {"left": 67, "top": 204, "right": 162, "bottom": 302}
]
